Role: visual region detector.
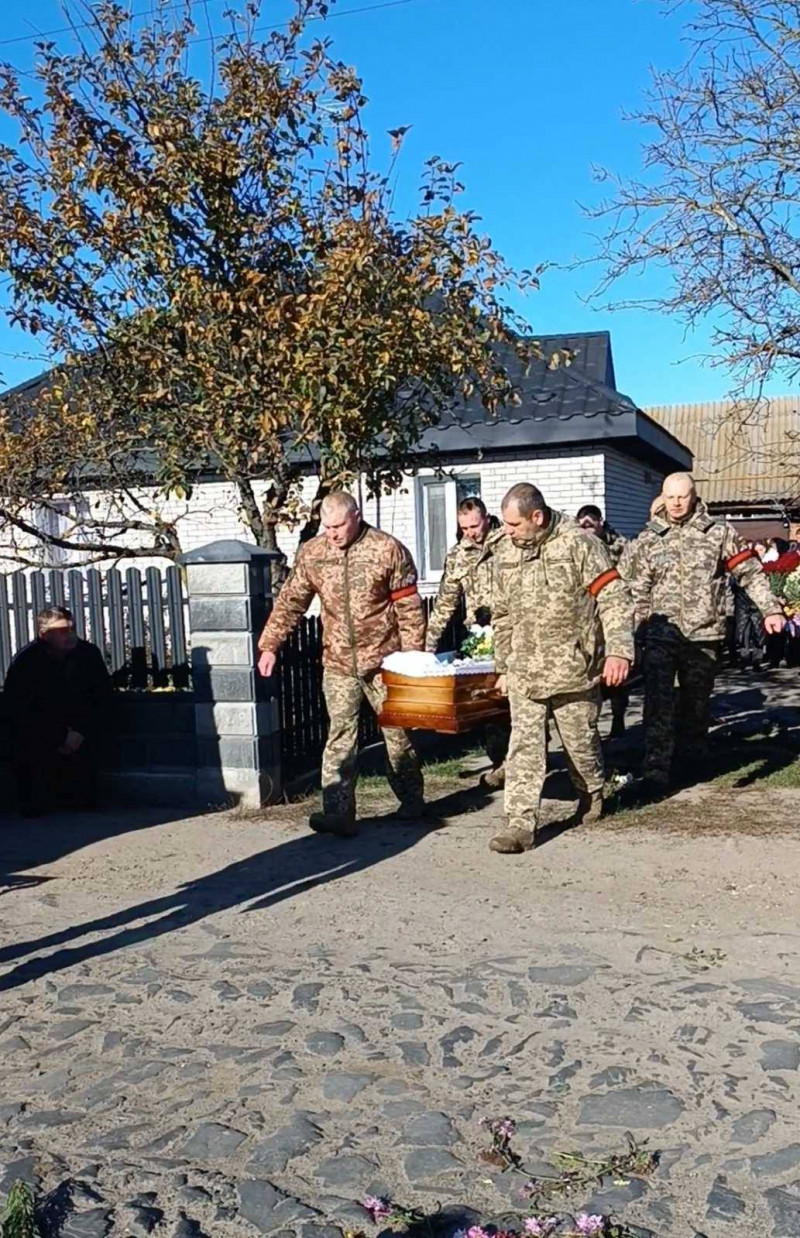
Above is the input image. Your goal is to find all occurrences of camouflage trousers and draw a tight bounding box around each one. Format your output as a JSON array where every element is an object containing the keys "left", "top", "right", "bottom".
[
  {"left": 321, "top": 670, "right": 424, "bottom": 820},
  {"left": 505, "top": 687, "right": 604, "bottom": 833},
  {"left": 485, "top": 721, "right": 510, "bottom": 772},
  {"left": 643, "top": 638, "right": 720, "bottom": 783}
]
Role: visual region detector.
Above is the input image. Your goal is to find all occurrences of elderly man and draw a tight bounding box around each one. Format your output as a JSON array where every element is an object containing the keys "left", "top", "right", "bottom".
[
  {"left": 257, "top": 492, "right": 426, "bottom": 836},
  {"left": 490, "top": 483, "right": 634, "bottom": 854},
  {"left": 5, "top": 606, "right": 113, "bottom": 816},
  {"left": 626, "top": 472, "right": 785, "bottom": 796},
  {"left": 425, "top": 495, "right": 509, "bottom": 789}
]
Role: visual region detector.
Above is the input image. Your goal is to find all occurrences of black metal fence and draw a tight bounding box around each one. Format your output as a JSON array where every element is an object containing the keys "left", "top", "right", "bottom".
[
  {"left": 277, "top": 595, "right": 466, "bottom": 785},
  {"left": 0, "top": 565, "right": 189, "bottom": 690}
]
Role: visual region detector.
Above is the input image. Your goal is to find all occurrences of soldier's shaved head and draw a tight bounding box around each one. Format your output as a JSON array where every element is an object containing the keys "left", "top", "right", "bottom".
[
  {"left": 663, "top": 472, "right": 696, "bottom": 497},
  {"left": 320, "top": 491, "right": 361, "bottom": 548},
  {"left": 662, "top": 472, "right": 697, "bottom": 524},
  {"left": 321, "top": 491, "right": 359, "bottom": 517}
]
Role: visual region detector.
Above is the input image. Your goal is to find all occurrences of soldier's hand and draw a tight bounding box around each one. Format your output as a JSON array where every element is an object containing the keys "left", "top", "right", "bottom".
[
  {"left": 258, "top": 651, "right": 277, "bottom": 677},
  {"left": 495, "top": 674, "right": 508, "bottom": 697},
  {"left": 602, "top": 656, "right": 630, "bottom": 688},
  {"left": 764, "top": 614, "right": 787, "bottom": 636}
]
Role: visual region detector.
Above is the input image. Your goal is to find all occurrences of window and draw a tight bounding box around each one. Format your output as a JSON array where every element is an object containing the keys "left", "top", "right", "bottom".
[
  {"left": 417, "top": 475, "right": 481, "bottom": 581},
  {"left": 32, "top": 497, "right": 90, "bottom": 567}
]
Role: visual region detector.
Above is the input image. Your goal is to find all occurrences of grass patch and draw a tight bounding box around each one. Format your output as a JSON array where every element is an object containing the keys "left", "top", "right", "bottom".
[
  {"left": 357, "top": 745, "right": 483, "bottom": 796},
  {"left": 707, "top": 739, "right": 800, "bottom": 790}
]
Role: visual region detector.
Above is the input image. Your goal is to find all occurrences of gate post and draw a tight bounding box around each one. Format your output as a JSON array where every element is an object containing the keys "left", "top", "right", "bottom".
[{"left": 180, "top": 540, "right": 281, "bottom": 808}]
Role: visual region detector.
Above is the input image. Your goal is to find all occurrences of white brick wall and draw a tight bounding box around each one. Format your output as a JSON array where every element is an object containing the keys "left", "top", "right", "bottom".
[{"left": 0, "top": 447, "right": 662, "bottom": 580}]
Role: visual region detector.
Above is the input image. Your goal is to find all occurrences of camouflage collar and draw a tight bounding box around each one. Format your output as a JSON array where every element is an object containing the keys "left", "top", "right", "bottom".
[
  {"left": 512, "top": 508, "right": 563, "bottom": 555},
  {"left": 649, "top": 502, "right": 714, "bottom": 536}
]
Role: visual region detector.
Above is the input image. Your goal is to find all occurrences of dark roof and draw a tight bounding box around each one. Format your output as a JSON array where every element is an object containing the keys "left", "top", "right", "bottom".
[
  {"left": 418, "top": 333, "right": 692, "bottom": 475},
  {"left": 1, "top": 331, "right": 692, "bottom": 479},
  {"left": 538, "top": 330, "right": 616, "bottom": 389}
]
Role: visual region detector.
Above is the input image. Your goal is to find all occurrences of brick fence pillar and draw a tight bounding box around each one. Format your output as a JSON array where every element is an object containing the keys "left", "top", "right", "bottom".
[{"left": 181, "top": 539, "right": 281, "bottom": 808}]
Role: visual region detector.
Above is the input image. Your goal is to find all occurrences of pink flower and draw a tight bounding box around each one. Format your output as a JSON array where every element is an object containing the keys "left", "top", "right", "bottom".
[
  {"left": 466, "top": 1228, "right": 491, "bottom": 1238},
  {"left": 523, "top": 1218, "right": 559, "bottom": 1237},
  {"left": 363, "top": 1196, "right": 392, "bottom": 1223},
  {"left": 485, "top": 1116, "right": 516, "bottom": 1140},
  {"left": 575, "top": 1215, "right": 605, "bottom": 1236}
]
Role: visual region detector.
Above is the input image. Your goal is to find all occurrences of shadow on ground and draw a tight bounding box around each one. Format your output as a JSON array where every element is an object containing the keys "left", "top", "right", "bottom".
[{"left": 0, "top": 780, "right": 502, "bottom": 993}]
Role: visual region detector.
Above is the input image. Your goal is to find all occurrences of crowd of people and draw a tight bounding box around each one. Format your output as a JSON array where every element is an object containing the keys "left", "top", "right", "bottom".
[
  {"left": 258, "top": 476, "right": 785, "bottom": 853},
  {"left": 5, "top": 476, "right": 785, "bottom": 838},
  {"left": 731, "top": 537, "right": 800, "bottom": 670}
]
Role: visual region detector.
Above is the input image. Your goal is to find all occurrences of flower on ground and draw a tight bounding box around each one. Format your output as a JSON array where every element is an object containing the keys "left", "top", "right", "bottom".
[
  {"left": 523, "top": 1217, "right": 559, "bottom": 1236},
  {"left": 574, "top": 1215, "right": 605, "bottom": 1236},
  {"left": 362, "top": 1196, "right": 392, "bottom": 1223},
  {"left": 453, "top": 1228, "right": 490, "bottom": 1238},
  {"left": 484, "top": 1116, "right": 516, "bottom": 1140}
]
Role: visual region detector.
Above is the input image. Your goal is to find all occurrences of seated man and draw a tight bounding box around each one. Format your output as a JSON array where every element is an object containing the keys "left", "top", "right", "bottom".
[{"left": 5, "top": 606, "right": 113, "bottom": 816}]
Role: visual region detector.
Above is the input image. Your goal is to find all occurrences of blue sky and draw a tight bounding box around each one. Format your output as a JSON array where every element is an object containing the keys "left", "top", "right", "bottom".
[{"left": 0, "top": 0, "right": 764, "bottom": 405}]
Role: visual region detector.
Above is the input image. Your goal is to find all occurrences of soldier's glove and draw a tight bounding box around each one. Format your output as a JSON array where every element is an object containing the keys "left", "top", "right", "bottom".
[{"left": 474, "top": 606, "right": 491, "bottom": 627}]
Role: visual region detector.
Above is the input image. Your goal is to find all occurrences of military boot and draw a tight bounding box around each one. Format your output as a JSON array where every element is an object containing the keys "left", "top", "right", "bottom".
[
  {"left": 308, "top": 811, "right": 358, "bottom": 838},
  {"left": 575, "top": 790, "right": 604, "bottom": 825},
  {"left": 489, "top": 825, "right": 537, "bottom": 854},
  {"left": 480, "top": 766, "right": 506, "bottom": 792}
]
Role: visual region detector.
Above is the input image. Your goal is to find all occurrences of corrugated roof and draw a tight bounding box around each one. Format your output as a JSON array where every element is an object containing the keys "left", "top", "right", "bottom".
[{"left": 646, "top": 397, "right": 800, "bottom": 507}]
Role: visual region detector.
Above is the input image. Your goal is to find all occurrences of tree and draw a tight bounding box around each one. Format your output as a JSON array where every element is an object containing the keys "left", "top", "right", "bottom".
[
  {"left": 589, "top": 0, "right": 800, "bottom": 402},
  {"left": 0, "top": 0, "right": 539, "bottom": 570}
]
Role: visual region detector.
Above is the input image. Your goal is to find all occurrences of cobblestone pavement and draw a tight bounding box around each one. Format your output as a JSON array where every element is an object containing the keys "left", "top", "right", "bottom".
[{"left": 1, "top": 669, "right": 800, "bottom": 1238}]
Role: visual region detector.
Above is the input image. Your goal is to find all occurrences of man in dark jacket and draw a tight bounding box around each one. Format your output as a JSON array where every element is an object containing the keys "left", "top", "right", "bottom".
[{"left": 5, "top": 606, "right": 113, "bottom": 816}]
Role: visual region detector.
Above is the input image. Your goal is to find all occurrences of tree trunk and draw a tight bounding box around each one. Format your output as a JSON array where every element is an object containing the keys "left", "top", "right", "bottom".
[
  {"left": 297, "top": 477, "right": 334, "bottom": 545},
  {"left": 236, "top": 477, "right": 288, "bottom": 592}
]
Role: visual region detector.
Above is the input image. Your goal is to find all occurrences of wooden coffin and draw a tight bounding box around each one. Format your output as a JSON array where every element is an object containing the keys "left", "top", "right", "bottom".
[{"left": 379, "top": 669, "right": 509, "bottom": 734}]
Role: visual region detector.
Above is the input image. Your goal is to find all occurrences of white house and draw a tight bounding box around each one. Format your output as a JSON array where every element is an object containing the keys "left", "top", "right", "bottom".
[{"left": 3, "top": 331, "right": 692, "bottom": 584}]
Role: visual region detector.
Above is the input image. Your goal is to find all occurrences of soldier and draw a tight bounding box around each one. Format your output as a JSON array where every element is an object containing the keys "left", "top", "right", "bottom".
[
  {"left": 576, "top": 504, "right": 628, "bottom": 566},
  {"left": 577, "top": 504, "right": 629, "bottom": 739},
  {"left": 490, "top": 483, "right": 634, "bottom": 854},
  {"left": 626, "top": 472, "right": 785, "bottom": 797},
  {"left": 257, "top": 492, "right": 426, "bottom": 837},
  {"left": 425, "top": 496, "right": 509, "bottom": 789}
]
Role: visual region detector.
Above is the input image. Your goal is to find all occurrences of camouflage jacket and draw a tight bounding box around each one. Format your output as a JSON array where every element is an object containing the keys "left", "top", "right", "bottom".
[
  {"left": 257, "top": 523, "right": 426, "bottom": 676},
  {"left": 624, "top": 501, "right": 781, "bottom": 643},
  {"left": 493, "top": 510, "right": 634, "bottom": 697},
  {"left": 425, "top": 521, "right": 505, "bottom": 652},
  {"left": 600, "top": 523, "right": 628, "bottom": 567}
]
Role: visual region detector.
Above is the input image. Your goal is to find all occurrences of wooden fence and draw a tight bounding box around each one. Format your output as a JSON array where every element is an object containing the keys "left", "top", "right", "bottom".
[
  {"left": 277, "top": 595, "right": 466, "bottom": 785},
  {"left": 0, "top": 565, "right": 189, "bottom": 690}
]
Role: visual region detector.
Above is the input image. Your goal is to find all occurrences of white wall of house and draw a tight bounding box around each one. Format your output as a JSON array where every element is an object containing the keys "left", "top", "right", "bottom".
[
  {"left": 603, "top": 448, "right": 662, "bottom": 538},
  {"left": 1, "top": 445, "right": 663, "bottom": 582}
]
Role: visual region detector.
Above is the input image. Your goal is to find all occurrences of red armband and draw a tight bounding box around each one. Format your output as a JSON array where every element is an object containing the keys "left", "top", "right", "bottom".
[
  {"left": 725, "top": 549, "right": 756, "bottom": 571},
  {"left": 587, "top": 568, "right": 620, "bottom": 597},
  {"left": 391, "top": 584, "right": 419, "bottom": 602}
]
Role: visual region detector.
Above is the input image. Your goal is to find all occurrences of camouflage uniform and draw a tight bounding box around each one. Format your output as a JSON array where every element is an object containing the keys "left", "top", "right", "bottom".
[
  {"left": 492, "top": 511, "right": 634, "bottom": 847},
  {"left": 425, "top": 521, "right": 505, "bottom": 650},
  {"left": 258, "top": 523, "right": 426, "bottom": 825},
  {"left": 600, "top": 523, "right": 628, "bottom": 567},
  {"left": 627, "top": 501, "right": 782, "bottom": 784},
  {"left": 598, "top": 523, "right": 630, "bottom": 735},
  {"left": 426, "top": 521, "right": 509, "bottom": 775}
]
